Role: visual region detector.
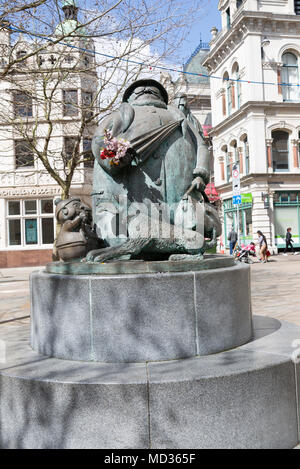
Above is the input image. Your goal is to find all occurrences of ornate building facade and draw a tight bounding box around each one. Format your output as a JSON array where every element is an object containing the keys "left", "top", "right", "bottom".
[
  {"left": 161, "top": 42, "right": 212, "bottom": 134},
  {"left": 204, "top": 0, "right": 300, "bottom": 252},
  {"left": 0, "top": 0, "right": 98, "bottom": 267},
  {"left": 161, "top": 42, "right": 214, "bottom": 186}
]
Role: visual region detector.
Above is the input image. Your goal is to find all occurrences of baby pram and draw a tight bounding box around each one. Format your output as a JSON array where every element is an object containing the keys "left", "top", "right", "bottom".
[{"left": 235, "top": 243, "right": 256, "bottom": 264}]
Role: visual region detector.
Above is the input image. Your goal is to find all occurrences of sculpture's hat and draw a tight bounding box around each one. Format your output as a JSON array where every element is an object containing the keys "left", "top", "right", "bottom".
[
  {"left": 123, "top": 79, "right": 168, "bottom": 105},
  {"left": 54, "top": 197, "right": 81, "bottom": 217}
]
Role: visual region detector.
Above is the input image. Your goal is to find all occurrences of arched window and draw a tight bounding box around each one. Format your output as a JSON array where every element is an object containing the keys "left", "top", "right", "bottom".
[
  {"left": 282, "top": 52, "right": 299, "bottom": 101},
  {"left": 226, "top": 8, "right": 231, "bottom": 30},
  {"left": 224, "top": 146, "right": 231, "bottom": 182},
  {"left": 242, "top": 137, "right": 249, "bottom": 175},
  {"left": 297, "top": 131, "right": 300, "bottom": 168},
  {"left": 223, "top": 72, "right": 232, "bottom": 115},
  {"left": 232, "top": 63, "right": 241, "bottom": 109},
  {"left": 231, "top": 140, "right": 238, "bottom": 165},
  {"left": 272, "top": 130, "right": 289, "bottom": 172}
]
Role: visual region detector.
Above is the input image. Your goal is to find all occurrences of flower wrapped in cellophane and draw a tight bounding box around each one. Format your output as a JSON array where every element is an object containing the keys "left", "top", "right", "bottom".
[{"left": 100, "top": 129, "right": 131, "bottom": 166}]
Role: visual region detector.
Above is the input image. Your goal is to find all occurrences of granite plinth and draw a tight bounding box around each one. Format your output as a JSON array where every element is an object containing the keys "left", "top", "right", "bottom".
[
  {"left": 45, "top": 254, "right": 235, "bottom": 275},
  {"left": 0, "top": 316, "right": 299, "bottom": 449},
  {"left": 31, "top": 263, "right": 252, "bottom": 362}
]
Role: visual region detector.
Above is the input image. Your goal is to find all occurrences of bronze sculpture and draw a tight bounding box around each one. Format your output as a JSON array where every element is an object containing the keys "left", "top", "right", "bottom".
[
  {"left": 55, "top": 197, "right": 101, "bottom": 262},
  {"left": 87, "top": 79, "right": 221, "bottom": 262},
  {"left": 55, "top": 79, "right": 221, "bottom": 263}
]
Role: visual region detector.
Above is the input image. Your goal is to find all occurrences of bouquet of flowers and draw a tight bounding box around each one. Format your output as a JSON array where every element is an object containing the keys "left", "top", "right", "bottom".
[{"left": 100, "top": 129, "right": 132, "bottom": 166}]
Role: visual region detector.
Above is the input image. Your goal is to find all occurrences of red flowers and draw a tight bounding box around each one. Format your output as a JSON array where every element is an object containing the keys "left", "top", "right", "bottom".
[{"left": 100, "top": 148, "right": 116, "bottom": 160}]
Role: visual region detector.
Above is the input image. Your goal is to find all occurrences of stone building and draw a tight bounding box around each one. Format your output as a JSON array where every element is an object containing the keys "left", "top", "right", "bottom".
[
  {"left": 161, "top": 42, "right": 215, "bottom": 189},
  {"left": 161, "top": 41, "right": 212, "bottom": 134},
  {"left": 203, "top": 0, "right": 300, "bottom": 252},
  {"left": 0, "top": 0, "right": 98, "bottom": 267}
]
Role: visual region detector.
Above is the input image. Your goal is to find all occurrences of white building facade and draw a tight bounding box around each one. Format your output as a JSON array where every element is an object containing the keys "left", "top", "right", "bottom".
[
  {"left": 161, "top": 43, "right": 215, "bottom": 191},
  {"left": 204, "top": 0, "right": 300, "bottom": 252},
  {"left": 161, "top": 43, "right": 212, "bottom": 132},
  {"left": 0, "top": 1, "right": 97, "bottom": 267}
]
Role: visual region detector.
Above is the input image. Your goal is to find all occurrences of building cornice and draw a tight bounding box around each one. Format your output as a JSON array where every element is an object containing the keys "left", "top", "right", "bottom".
[
  {"left": 216, "top": 172, "right": 300, "bottom": 193},
  {"left": 210, "top": 101, "right": 300, "bottom": 136},
  {"left": 204, "top": 11, "right": 300, "bottom": 73}
]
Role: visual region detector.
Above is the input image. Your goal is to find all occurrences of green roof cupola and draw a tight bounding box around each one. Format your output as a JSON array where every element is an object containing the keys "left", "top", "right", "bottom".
[{"left": 55, "top": 0, "right": 87, "bottom": 38}]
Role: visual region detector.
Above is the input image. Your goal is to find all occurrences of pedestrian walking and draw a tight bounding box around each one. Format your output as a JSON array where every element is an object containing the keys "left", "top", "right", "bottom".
[
  {"left": 227, "top": 226, "right": 238, "bottom": 255},
  {"left": 257, "top": 230, "right": 268, "bottom": 263},
  {"left": 283, "top": 227, "right": 298, "bottom": 256}
]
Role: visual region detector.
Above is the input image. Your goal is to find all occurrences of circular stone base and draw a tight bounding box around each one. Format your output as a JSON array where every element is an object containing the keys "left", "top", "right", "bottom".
[
  {"left": 31, "top": 263, "right": 252, "bottom": 362},
  {"left": 45, "top": 254, "right": 235, "bottom": 275},
  {"left": 0, "top": 316, "right": 299, "bottom": 449}
]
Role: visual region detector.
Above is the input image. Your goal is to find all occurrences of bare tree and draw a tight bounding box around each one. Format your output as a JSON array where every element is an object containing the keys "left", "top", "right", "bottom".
[
  {"left": 0, "top": 0, "right": 47, "bottom": 20},
  {"left": 0, "top": 0, "right": 207, "bottom": 200}
]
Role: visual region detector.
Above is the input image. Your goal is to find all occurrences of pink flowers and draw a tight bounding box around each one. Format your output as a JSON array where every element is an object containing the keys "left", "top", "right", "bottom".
[{"left": 100, "top": 129, "right": 131, "bottom": 165}]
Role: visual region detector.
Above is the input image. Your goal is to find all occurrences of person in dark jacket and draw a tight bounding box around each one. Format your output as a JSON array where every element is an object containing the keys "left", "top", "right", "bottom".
[
  {"left": 228, "top": 226, "right": 238, "bottom": 255},
  {"left": 284, "top": 228, "right": 298, "bottom": 255}
]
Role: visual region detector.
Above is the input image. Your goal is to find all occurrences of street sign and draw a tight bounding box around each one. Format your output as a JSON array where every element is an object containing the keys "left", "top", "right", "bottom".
[
  {"left": 232, "top": 168, "right": 239, "bottom": 179},
  {"left": 241, "top": 193, "right": 253, "bottom": 204},
  {"left": 232, "top": 166, "right": 240, "bottom": 195},
  {"left": 233, "top": 195, "right": 242, "bottom": 205}
]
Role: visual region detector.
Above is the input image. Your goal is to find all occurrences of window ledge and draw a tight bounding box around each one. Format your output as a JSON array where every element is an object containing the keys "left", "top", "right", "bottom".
[
  {"left": 15, "top": 167, "right": 36, "bottom": 171},
  {"left": 3, "top": 245, "right": 53, "bottom": 251}
]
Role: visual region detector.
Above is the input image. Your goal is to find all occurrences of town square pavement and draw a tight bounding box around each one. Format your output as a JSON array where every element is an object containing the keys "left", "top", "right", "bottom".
[
  {"left": 0, "top": 254, "right": 300, "bottom": 326},
  {"left": 0, "top": 255, "right": 300, "bottom": 449}
]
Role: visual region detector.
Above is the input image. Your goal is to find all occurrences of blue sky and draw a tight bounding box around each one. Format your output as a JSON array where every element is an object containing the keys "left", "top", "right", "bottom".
[{"left": 180, "top": 0, "right": 221, "bottom": 60}]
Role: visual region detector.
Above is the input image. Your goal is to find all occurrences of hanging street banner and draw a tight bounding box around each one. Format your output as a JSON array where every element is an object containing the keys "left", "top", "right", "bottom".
[{"left": 241, "top": 193, "right": 253, "bottom": 204}]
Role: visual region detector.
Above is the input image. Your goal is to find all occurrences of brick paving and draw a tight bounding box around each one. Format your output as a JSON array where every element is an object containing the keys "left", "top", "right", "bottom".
[
  {"left": 0, "top": 266, "right": 36, "bottom": 326},
  {"left": 251, "top": 254, "right": 300, "bottom": 326}
]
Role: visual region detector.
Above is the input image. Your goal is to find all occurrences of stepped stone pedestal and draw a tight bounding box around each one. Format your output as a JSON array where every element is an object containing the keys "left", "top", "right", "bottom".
[
  {"left": 0, "top": 256, "right": 299, "bottom": 449},
  {"left": 30, "top": 260, "right": 252, "bottom": 362}
]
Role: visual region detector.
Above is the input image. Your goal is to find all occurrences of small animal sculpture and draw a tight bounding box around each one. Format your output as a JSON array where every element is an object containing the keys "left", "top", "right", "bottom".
[{"left": 55, "top": 197, "right": 102, "bottom": 262}]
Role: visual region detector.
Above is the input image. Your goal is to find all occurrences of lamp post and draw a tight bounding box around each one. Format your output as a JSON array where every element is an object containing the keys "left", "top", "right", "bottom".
[{"left": 232, "top": 163, "right": 241, "bottom": 247}]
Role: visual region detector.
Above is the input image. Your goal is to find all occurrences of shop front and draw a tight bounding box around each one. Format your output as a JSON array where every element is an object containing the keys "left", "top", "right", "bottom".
[
  {"left": 223, "top": 198, "right": 253, "bottom": 248},
  {"left": 274, "top": 191, "right": 300, "bottom": 249}
]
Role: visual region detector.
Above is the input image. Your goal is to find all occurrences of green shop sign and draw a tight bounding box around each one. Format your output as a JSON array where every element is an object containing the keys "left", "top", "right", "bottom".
[{"left": 241, "top": 193, "right": 253, "bottom": 204}]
